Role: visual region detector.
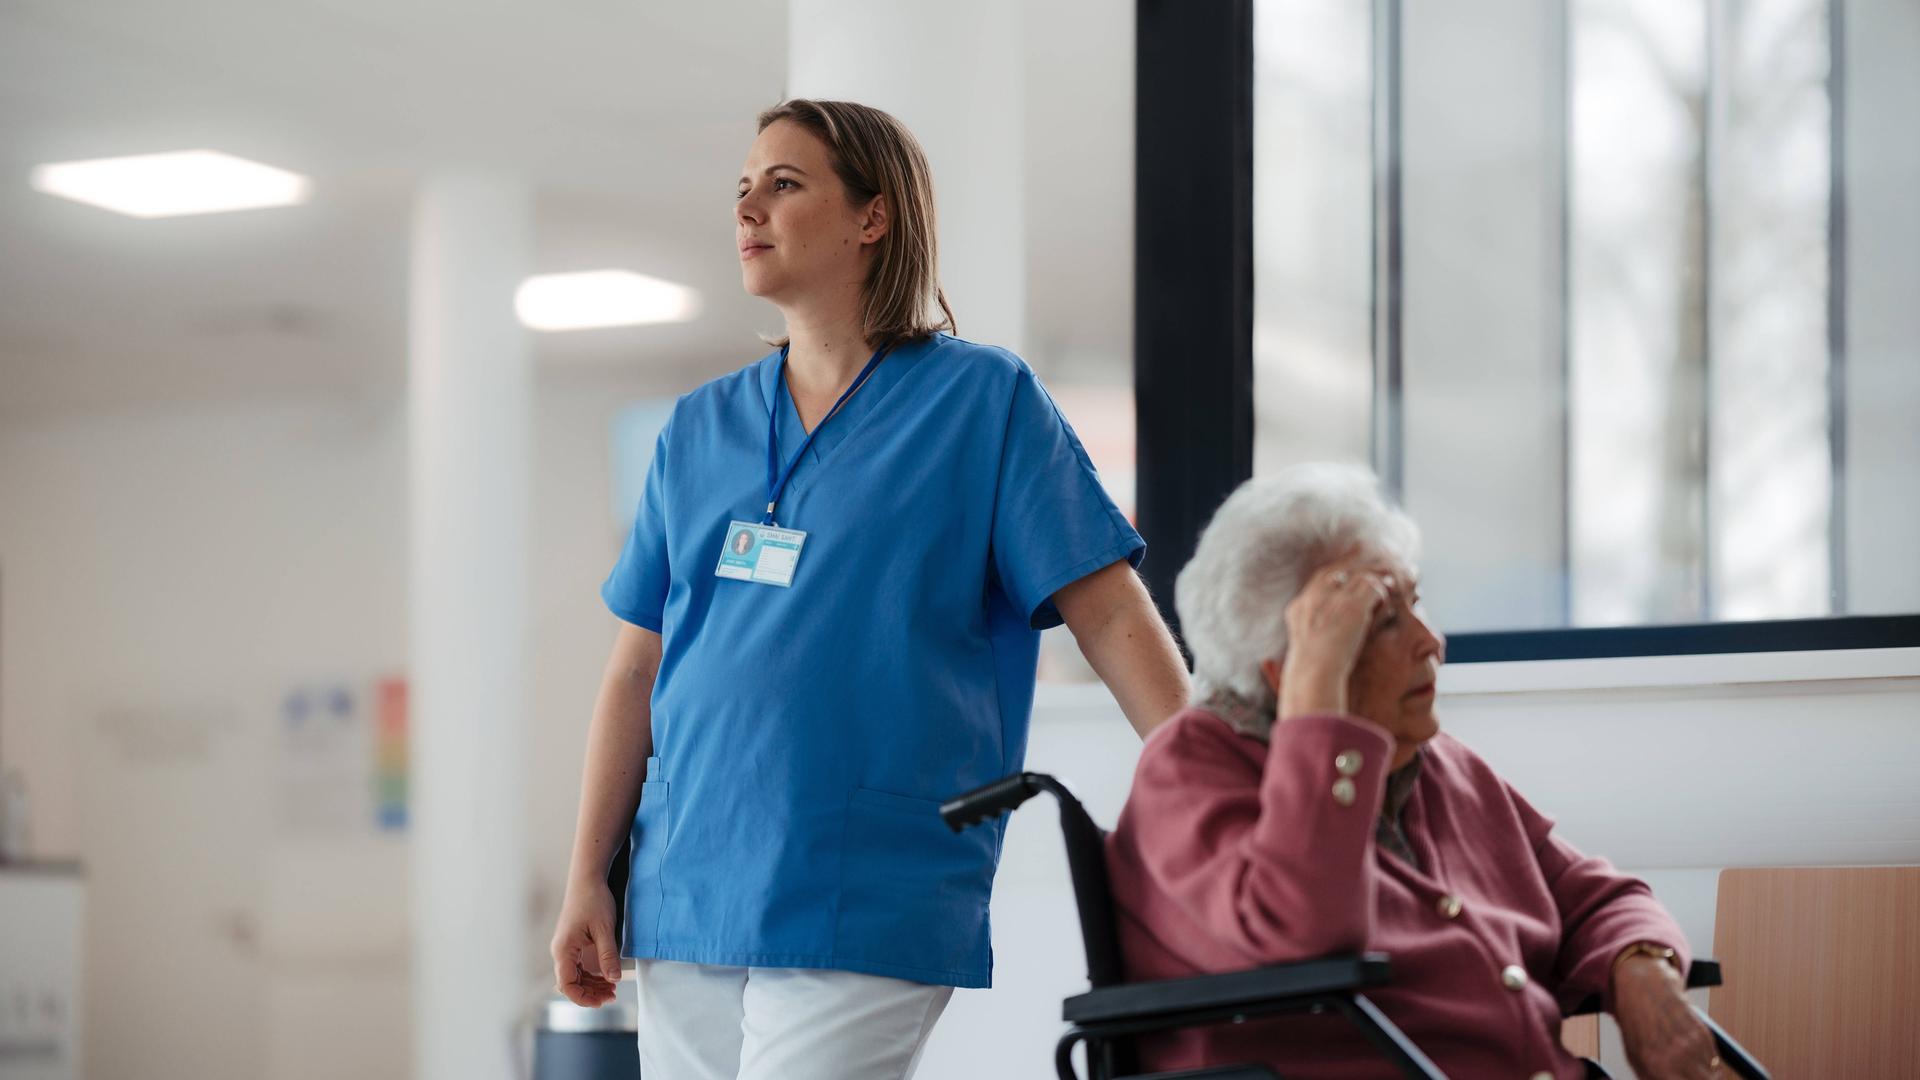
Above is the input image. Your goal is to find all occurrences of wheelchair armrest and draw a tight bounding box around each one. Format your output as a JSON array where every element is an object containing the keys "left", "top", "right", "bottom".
[
  {"left": 1121, "top": 1060, "right": 1282, "bottom": 1068},
  {"left": 1563, "top": 957, "right": 1723, "bottom": 1017},
  {"left": 1062, "top": 953, "right": 1393, "bottom": 1026}
]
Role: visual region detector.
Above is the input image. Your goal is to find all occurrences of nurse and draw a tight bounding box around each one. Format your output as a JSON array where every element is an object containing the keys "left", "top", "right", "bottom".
[{"left": 551, "top": 99, "right": 1190, "bottom": 1080}]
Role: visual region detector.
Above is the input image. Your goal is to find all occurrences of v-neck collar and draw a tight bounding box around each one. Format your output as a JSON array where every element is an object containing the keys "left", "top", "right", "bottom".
[{"left": 753, "top": 334, "right": 934, "bottom": 490}]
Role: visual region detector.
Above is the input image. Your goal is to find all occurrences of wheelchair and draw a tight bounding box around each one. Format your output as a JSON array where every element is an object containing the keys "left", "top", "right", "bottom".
[{"left": 941, "top": 772, "right": 1770, "bottom": 1080}]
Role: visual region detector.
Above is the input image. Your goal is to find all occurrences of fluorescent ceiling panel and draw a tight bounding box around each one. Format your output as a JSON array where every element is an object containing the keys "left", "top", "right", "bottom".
[
  {"left": 30, "top": 150, "right": 311, "bottom": 218},
  {"left": 515, "top": 270, "right": 702, "bottom": 331}
]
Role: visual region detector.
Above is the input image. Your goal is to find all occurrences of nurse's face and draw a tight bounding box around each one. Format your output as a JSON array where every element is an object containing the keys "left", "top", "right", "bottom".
[{"left": 735, "top": 120, "right": 884, "bottom": 305}]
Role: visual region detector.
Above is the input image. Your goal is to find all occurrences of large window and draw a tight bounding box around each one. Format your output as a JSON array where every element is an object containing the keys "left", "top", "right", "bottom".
[{"left": 1233, "top": 0, "right": 1919, "bottom": 650}]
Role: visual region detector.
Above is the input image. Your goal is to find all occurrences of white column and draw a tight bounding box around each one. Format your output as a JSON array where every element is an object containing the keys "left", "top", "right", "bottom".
[
  {"left": 786, "top": 0, "right": 1027, "bottom": 354},
  {"left": 408, "top": 175, "right": 530, "bottom": 1080}
]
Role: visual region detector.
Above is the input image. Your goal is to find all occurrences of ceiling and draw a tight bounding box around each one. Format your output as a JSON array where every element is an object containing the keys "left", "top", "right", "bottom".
[{"left": 0, "top": 0, "right": 792, "bottom": 420}]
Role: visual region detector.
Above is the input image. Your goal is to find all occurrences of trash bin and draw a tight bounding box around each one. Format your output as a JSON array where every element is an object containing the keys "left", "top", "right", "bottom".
[{"left": 533, "top": 993, "right": 641, "bottom": 1080}]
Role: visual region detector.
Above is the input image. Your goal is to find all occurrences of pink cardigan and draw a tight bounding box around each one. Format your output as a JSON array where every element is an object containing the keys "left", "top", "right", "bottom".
[{"left": 1105, "top": 707, "right": 1688, "bottom": 1079}]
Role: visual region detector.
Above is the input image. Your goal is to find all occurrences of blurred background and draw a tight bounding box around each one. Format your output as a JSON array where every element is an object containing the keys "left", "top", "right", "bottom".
[{"left": 0, "top": 0, "right": 1913, "bottom": 1078}]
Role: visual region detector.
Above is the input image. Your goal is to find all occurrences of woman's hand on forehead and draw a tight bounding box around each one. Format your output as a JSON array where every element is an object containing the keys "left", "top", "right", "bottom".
[
  {"left": 1323, "top": 550, "right": 1413, "bottom": 593},
  {"left": 1315, "top": 554, "right": 1421, "bottom": 636}
]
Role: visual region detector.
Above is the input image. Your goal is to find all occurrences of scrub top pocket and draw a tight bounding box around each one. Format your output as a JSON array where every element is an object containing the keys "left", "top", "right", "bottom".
[
  {"left": 835, "top": 786, "right": 997, "bottom": 978},
  {"left": 622, "top": 756, "right": 672, "bottom": 957}
]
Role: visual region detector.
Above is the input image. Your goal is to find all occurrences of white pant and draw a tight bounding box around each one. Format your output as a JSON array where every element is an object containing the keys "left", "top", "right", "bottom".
[{"left": 633, "top": 960, "right": 954, "bottom": 1080}]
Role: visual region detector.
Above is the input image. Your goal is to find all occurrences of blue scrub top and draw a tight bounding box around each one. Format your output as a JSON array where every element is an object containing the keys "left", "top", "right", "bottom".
[{"left": 601, "top": 332, "right": 1144, "bottom": 988}]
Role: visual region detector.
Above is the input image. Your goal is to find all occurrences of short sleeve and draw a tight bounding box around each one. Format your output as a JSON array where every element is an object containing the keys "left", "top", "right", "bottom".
[
  {"left": 990, "top": 367, "right": 1146, "bottom": 629},
  {"left": 601, "top": 422, "right": 673, "bottom": 632}
]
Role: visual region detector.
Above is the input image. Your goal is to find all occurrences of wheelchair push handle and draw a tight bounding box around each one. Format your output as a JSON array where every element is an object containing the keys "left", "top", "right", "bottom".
[
  {"left": 941, "top": 771, "right": 1129, "bottom": 993},
  {"left": 941, "top": 773, "right": 1045, "bottom": 831}
]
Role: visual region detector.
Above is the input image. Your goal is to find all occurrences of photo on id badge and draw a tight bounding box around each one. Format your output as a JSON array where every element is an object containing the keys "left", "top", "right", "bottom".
[{"left": 715, "top": 520, "right": 806, "bottom": 587}]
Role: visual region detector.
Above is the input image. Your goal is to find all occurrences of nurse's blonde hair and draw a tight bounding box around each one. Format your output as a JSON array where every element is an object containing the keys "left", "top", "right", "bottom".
[{"left": 756, "top": 99, "right": 957, "bottom": 348}]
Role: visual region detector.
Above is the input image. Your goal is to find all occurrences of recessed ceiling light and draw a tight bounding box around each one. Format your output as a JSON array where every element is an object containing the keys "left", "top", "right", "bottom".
[
  {"left": 515, "top": 270, "right": 702, "bottom": 331},
  {"left": 30, "top": 149, "right": 311, "bottom": 218}
]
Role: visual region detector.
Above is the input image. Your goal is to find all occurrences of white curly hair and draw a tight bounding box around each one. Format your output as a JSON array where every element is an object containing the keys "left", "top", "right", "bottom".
[{"left": 1175, "top": 463, "right": 1422, "bottom": 712}]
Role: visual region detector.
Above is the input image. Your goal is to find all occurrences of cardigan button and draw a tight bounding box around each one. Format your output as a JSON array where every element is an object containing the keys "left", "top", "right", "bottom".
[
  {"left": 1530, "top": 1072, "right": 1554, "bottom": 1080},
  {"left": 1334, "top": 749, "right": 1364, "bottom": 776},
  {"left": 1500, "top": 965, "right": 1529, "bottom": 991},
  {"left": 1436, "top": 894, "right": 1463, "bottom": 919},
  {"left": 1330, "top": 778, "right": 1357, "bottom": 806}
]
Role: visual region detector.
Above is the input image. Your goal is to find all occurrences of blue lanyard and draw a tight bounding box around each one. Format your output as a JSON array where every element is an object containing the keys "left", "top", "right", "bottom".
[{"left": 764, "top": 342, "right": 892, "bottom": 525}]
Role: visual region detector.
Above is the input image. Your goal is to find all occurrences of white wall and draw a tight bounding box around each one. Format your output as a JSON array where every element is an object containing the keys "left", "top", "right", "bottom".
[
  {"left": 0, "top": 368, "right": 671, "bottom": 1080},
  {"left": 0, "top": 398, "right": 407, "bottom": 1080}
]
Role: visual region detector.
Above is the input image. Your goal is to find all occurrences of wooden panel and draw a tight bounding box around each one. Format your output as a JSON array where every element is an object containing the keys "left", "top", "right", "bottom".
[
  {"left": 1711, "top": 866, "right": 1920, "bottom": 1079},
  {"left": 1561, "top": 1014, "right": 1600, "bottom": 1059}
]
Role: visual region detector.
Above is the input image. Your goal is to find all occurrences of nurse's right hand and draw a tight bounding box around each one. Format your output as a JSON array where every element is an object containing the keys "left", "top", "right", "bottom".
[{"left": 550, "top": 880, "right": 622, "bottom": 1008}]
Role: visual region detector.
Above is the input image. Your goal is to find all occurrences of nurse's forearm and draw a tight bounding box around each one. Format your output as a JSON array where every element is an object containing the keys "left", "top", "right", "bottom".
[
  {"left": 1084, "top": 604, "right": 1191, "bottom": 738},
  {"left": 1056, "top": 562, "right": 1191, "bottom": 739},
  {"left": 564, "top": 623, "right": 661, "bottom": 891}
]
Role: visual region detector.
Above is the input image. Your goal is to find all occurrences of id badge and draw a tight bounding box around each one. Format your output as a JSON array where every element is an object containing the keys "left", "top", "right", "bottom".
[{"left": 714, "top": 520, "right": 807, "bottom": 587}]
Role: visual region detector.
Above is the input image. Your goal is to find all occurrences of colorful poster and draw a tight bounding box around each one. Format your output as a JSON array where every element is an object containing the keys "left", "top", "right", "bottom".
[{"left": 373, "top": 677, "right": 408, "bottom": 831}]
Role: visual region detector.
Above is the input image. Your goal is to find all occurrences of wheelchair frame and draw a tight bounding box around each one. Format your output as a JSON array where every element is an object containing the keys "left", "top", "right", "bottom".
[{"left": 941, "top": 771, "right": 1768, "bottom": 1080}]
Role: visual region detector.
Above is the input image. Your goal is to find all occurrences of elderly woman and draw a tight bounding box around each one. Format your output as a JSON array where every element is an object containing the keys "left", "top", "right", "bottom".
[{"left": 1106, "top": 465, "right": 1721, "bottom": 1080}]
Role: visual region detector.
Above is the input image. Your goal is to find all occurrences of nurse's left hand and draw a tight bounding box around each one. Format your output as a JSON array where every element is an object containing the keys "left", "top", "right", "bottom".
[{"left": 550, "top": 880, "right": 622, "bottom": 1007}]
